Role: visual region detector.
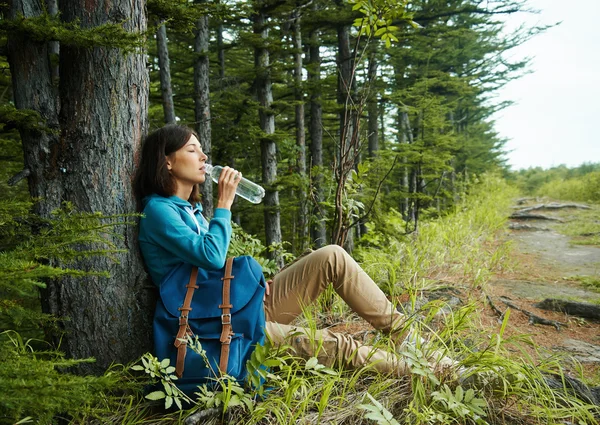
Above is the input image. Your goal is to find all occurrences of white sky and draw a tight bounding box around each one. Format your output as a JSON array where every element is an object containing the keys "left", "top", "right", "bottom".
[{"left": 492, "top": 0, "right": 600, "bottom": 170}]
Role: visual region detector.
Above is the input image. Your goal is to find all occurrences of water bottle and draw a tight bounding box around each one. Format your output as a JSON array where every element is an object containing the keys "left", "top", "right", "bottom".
[{"left": 204, "top": 164, "right": 266, "bottom": 204}]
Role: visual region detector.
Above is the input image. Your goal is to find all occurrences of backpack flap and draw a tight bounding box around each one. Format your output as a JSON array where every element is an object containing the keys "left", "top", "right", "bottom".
[{"left": 159, "top": 255, "right": 265, "bottom": 320}]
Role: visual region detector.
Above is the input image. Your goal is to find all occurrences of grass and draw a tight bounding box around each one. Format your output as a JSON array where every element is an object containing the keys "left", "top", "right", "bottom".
[
  {"left": 16, "top": 174, "right": 600, "bottom": 425},
  {"left": 555, "top": 204, "right": 600, "bottom": 247}
]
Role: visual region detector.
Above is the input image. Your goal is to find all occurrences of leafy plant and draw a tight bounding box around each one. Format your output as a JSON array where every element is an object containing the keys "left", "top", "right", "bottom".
[{"left": 431, "top": 384, "right": 488, "bottom": 423}]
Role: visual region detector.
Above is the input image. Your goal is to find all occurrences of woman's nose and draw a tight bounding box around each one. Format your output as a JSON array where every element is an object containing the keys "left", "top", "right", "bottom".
[{"left": 200, "top": 151, "right": 207, "bottom": 161}]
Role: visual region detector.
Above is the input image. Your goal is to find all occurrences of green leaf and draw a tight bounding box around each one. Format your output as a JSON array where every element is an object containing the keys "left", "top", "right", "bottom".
[
  {"left": 374, "top": 27, "right": 387, "bottom": 37},
  {"left": 160, "top": 358, "right": 170, "bottom": 368},
  {"left": 165, "top": 395, "right": 173, "bottom": 409},
  {"left": 145, "top": 390, "right": 166, "bottom": 401},
  {"left": 305, "top": 357, "right": 318, "bottom": 370},
  {"left": 130, "top": 365, "right": 144, "bottom": 371}
]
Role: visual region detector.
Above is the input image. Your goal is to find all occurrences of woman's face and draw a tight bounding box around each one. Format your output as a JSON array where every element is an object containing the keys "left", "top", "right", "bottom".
[{"left": 166, "top": 135, "right": 208, "bottom": 188}]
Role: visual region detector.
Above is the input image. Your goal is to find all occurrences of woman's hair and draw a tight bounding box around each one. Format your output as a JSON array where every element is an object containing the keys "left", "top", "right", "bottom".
[{"left": 135, "top": 124, "right": 201, "bottom": 204}]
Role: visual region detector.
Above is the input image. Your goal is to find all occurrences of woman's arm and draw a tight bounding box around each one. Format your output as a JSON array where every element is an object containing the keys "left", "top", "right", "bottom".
[{"left": 142, "top": 201, "right": 232, "bottom": 270}]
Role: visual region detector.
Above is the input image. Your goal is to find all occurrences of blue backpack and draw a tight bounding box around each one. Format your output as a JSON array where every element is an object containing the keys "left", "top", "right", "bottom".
[{"left": 153, "top": 256, "right": 266, "bottom": 396}]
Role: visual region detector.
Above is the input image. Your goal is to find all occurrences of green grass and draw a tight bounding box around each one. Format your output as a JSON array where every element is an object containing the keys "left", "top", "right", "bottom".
[{"left": 557, "top": 207, "right": 600, "bottom": 246}]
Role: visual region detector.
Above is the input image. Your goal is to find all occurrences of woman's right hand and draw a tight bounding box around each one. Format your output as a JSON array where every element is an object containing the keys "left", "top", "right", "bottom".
[{"left": 215, "top": 166, "right": 241, "bottom": 210}]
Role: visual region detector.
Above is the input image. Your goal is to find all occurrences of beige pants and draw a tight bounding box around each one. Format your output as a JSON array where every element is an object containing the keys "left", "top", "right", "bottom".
[{"left": 263, "top": 245, "right": 454, "bottom": 376}]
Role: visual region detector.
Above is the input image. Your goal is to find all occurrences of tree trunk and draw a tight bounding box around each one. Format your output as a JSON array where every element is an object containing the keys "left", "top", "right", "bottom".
[
  {"left": 46, "top": 0, "right": 59, "bottom": 82},
  {"left": 8, "top": 0, "right": 61, "bottom": 217},
  {"left": 253, "top": 4, "right": 283, "bottom": 267},
  {"left": 292, "top": 10, "right": 308, "bottom": 252},
  {"left": 156, "top": 22, "right": 176, "bottom": 124},
  {"left": 34, "top": 0, "right": 150, "bottom": 373},
  {"left": 367, "top": 50, "right": 378, "bottom": 158},
  {"left": 194, "top": 2, "right": 213, "bottom": 218},
  {"left": 399, "top": 110, "right": 413, "bottom": 220},
  {"left": 308, "top": 22, "right": 326, "bottom": 249}
]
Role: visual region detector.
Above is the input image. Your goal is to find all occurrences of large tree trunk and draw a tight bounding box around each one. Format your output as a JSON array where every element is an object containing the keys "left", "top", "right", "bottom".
[
  {"left": 8, "top": 0, "right": 61, "bottom": 217},
  {"left": 254, "top": 3, "right": 283, "bottom": 267},
  {"left": 308, "top": 21, "right": 326, "bottom": 249},
  {"left": 194, "top": 2, "right": 213, "bottom": 218},
  {"left": 25, "top": 0, "right": 151, "bottom": 373},
  {"left": 292, "top": 10, "right": 308, "bottom": 252},
  {"left": 156, "top": 22, "right": 176, "bottom": 124}
]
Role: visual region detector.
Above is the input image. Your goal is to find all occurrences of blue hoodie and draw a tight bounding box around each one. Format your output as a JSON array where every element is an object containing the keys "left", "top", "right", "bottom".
[{"left": 138, "top": 194, "right": 232, "bottom": 286}]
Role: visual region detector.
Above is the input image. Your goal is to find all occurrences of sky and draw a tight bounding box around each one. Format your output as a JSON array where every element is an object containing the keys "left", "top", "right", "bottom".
[{"left": 492, "top": 0, "right": 600, "bottom": 170}]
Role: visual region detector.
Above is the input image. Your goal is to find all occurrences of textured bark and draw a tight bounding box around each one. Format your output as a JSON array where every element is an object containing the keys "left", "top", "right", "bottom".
[
  {"left": 156, "top": 23, "right": 176, "bottom": 124},
  {"left": 308, "top": 22, "right": 326, "bottom": 249},
  {"left": 399, "top": 110, "right": 413, "bottom": 219},
  {"left": 8, "top": 0, "right": 60, "bottom": 216},
  {"left": 217, "top": 22, "right": 225, "bottom": 80},
  {"left": 12, "top": 0, "right": 152, "bottom": 373},
  {"left": 46, "top": 0, "right": 59, "bottom": 82},
  {"left": 194, "top": 2, "right": 213, "bottom": 218},
  {"left": 292, "top": 11, "right": 308, "bottom": 252},
  {"left": 254, "top": 4, "right": 282, "bottom": 267}
]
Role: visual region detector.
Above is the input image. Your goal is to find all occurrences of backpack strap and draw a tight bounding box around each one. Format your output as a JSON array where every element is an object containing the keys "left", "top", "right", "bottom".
[
  {"left": 174, "top": 266, "right": 199, "bottom": 378},
  {"left": 219, "top": 257, "right": 235, "bottom": 373}
]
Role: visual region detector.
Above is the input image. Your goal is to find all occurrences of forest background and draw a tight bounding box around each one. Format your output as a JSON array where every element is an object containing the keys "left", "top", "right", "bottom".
[{"left": 1, "top": 0, "right": 600, "bottom": 424}]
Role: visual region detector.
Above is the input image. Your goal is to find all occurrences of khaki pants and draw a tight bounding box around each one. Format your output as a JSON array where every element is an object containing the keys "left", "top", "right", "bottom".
[{"left": 264, "top": 245, "right": 454, "bottom": 376}]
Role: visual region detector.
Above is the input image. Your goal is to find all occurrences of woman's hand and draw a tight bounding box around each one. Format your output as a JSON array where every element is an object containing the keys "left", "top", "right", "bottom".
[{"left": 215, "top": 166, "right": 241, "bottom": 210}]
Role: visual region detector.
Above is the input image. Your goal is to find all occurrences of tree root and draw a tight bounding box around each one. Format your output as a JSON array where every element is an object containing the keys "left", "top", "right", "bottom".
[
  {"left": 499, "top": 296, "right": 567, "bottom": 330},
  {"left": 509, "top": 212, "right": 564, "bottom": 221}
]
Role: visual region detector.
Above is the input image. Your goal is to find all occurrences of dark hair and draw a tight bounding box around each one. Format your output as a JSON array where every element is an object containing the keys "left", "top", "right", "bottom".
[{"left": 135, "top": 124, "right": 200, "bottom": 205}]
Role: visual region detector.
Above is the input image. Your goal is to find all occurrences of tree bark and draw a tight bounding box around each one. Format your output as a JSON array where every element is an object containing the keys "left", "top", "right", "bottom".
[
  {"left": 194, "top": 2, "right": 213, "bottom": 218},
  {"left": 156, "top": 22, "right": 176, "bottom": 124},
  {"left": 292, "top": 10, "right": 308, "bottom": 252},
  {"left": 308, "top": 21, "right": 326, "bottom": 249},
  {"left": 8, "top": 0, "right": 61, "bottom": 217},
  {"left": 254, "top": 3, "right": 283, "bottom": 267},
  {"left": 367, "top": 49, "right": 378, "bottom": 158},
  {"left": 28, "top": 0, "right": 151, "bottom": 373}
]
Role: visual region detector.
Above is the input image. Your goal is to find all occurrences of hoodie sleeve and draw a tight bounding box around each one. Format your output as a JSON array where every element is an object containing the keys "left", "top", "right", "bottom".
[{"left": 142, "top": 200, "right": 232, "bottom": 270}]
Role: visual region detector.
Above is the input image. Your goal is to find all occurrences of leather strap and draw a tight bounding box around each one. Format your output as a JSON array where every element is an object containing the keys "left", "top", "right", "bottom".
[
  {"left": 174, "top": 266, "right": 199, "bottom": 378},
  {"left": 219, "top": 257, "right": 235, "bottom": 374}
]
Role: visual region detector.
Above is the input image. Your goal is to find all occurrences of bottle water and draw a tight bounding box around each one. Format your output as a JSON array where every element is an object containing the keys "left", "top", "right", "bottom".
[{"left": 204, "top": 164, "right": 265, "bottom": 204}]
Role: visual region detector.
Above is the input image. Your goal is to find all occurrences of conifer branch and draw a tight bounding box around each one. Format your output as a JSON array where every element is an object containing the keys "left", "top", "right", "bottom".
[
  {"left": 7, "top": 168, "right": 30, "bottom": 187},
  {"left": 1, "top": 13, "right": 145, "bottom": 51}
]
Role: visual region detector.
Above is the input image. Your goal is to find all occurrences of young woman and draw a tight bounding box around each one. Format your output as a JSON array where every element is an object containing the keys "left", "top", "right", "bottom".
[{"left": 136, "top": 124, "right": 455, "bottom": 377}]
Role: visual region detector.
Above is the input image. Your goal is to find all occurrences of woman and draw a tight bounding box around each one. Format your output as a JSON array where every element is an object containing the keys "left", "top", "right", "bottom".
[{"left": 136, "top": 124, "right": 454, "bottom": 377}]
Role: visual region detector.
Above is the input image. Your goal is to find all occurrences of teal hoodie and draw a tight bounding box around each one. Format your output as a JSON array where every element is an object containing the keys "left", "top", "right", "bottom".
[{"left": 139, "top": 194, "right": 232, "bottom": 286}]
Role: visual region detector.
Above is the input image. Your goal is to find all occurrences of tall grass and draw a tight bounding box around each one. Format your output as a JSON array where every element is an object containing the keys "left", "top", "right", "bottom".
[
  {"left": 108, "top": 174, "right": 600, "bottom": 425},
  {"left": 356, "top": 173, "right": 518, "bottom": 293}
]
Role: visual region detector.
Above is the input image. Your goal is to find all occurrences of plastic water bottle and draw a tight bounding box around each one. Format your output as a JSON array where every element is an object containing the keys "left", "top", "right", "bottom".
[{"left": 205, "top": 164, "right": 265, "bottom": 204}]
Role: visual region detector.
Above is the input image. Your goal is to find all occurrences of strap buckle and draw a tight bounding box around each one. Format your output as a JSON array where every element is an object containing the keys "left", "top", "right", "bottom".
[
  {"left": 221, "top": 334, "right": 232, "bottom": 345},
  {"left": 221, "top": 313, "right": 232, "bottom": 325}
]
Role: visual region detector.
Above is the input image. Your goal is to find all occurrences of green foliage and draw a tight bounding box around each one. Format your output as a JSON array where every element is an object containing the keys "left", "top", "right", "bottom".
[
  {"left": 356, "top": 173, "right": 517, "bottom": 293},
  {"left": 358, "top": 392, "right": 400, "bottom": 425},
  {"left": 535, "top": 171, "right": 600, "bottom": 203},
  {"left": 2, "top": 13, "right": 144, "bottom": 51},
  {"left": 0, "top": 104, "right": 56, "bottom": 134},
  {"left": 0, "top": 330, "right": 133, "bottom": 425},
  {"left": 431, "top": 385, "right": 487, "bottom": 423},
  {"left": 509, "top": 163, "right": 600, "bottom": 201}
]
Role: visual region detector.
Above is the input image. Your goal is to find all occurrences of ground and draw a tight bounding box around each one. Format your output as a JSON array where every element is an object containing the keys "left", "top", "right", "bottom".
[
  {"left": 331, "top": 199, "right": 600, "bottom": 385},
  {"left": 486, "top": 200, "right": 600, "bottom": 383}
]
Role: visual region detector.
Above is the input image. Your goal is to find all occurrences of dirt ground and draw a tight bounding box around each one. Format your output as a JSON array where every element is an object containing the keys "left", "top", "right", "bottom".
[{"left": 486, "top": 203, "right": 600, "bottom": 382}]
